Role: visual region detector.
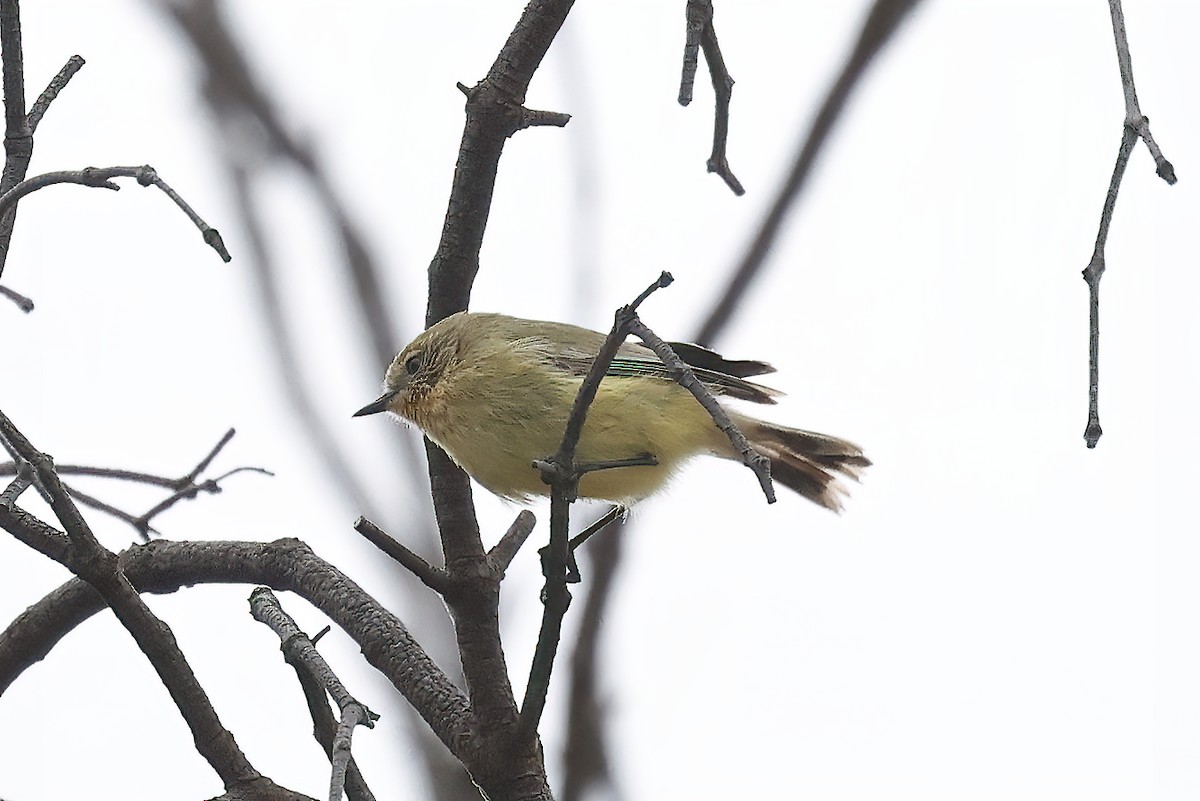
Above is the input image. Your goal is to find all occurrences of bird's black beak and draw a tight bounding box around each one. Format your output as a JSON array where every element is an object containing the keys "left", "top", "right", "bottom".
[{"left": 353, "top": 391, "right": 397, "bottom": 417}]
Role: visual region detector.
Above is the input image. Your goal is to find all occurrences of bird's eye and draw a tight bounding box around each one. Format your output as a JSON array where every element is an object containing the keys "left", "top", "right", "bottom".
[{"left": 405, "top": 355, "right": 422, "bottom": 375}]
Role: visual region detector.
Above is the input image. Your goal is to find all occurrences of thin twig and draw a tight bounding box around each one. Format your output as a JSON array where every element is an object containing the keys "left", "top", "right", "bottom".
[
  {"left": 552, "top": 505, "right": 624, "bottom": 585},
  {"left": 61, "top": 481, "right": 164, "bottom": 538},
  {"left": 0, "top": 281, "right": 32, "bottom": 311},
  {"left": 486, "top": 510, "right": 537, "bottom": 575},
  {"left": 515, "top": 272, "right": 675, "bottom": 750},
  {"left": 677, "top": 0, "right": 743, "bottom": 194},
  {"left": 141, "top": 166, "right": 231, "bottom": 261},
  {"left": 130, "top": 467, "right": 272, "bottom": 541},
  {"left": 0, "top": 408, "right": 261, "bottom": 789},
  {"left": 0, "top": 431, "right": 47, "bottom": 507},
  {"left": 517, "top": 106, "right": 571, "bottom": 130},
  {"left": 554, "top": 272, "right": 675, "bottom": 473},
  {"left": 1082, "top": 0, "right": 1177, "bottom": 448},
  {"left": 1, "top": 463, "right": 174, "bottom": 488},
  {"left": 0, "top": 426, "right": 236, "bottom": 488},
  {"left": 27, "top": 54, "right": 85, "bottom": 133},
  {"left": 696, "top": 0, "right": 923, "bottom": 345},
  {"left": 0, "top": 165, "right": 123, "bottom": 203},
  {"left": 627, "top": 317, "right": 774, "bottom": 502},
  {"left": 0, "top": 164, "right": 230, "bottom": 261},
  {"left": 283, "top": 638, "right": 377, "bottom": 801},
  {"left": 249, "top": 588, "right": 379, "bottom": 801},
  {"left": 183, "top": 427, "right": 237, "bottom": 483},
  {"left": 0, "top": 51, "right": 87, "bottom": 303},
  {"left": 353, "top": 516, "right": 449, "bottom": 593},
  {"left": 1081, "top": 125, "right": 1135, "bottom": 449},
  {"left": 2, "top": 428, "right": 273, "bottom": 541}
]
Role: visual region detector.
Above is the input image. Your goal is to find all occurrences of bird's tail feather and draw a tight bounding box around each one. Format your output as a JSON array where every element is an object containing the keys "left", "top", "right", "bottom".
[{"left": 728, "top": 414, "right": 870, "bottom": 512}]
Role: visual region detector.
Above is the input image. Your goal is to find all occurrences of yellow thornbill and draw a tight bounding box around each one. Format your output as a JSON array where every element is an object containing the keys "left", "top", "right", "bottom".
[{"left": 355, "top": 312, "right": 869, "bottom": 511}]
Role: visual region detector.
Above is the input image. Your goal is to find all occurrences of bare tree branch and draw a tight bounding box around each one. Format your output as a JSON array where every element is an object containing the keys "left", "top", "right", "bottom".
[
  {"left": 486, "top": 510, "right": 537, "bottom": 575},
  {"left": 249, "top": 588, "right": 380, "bottom": 801},
  {"left": 0, "top": 408, "right": 261, "bottom": 790},
  {"left": 1, "top": 13, "right": 86, "bottom": 299},
  {"left": 426, "top": 0, "right": 575, "bottom": 325},
  {"left": 696, "top": 0, "right": 924, "bottom": 345},
  {"left": 0, "top": 164, "right": 230, "bottom": 260},
  {"left": 354, "top": 516, "right": 449, "bottom": 593},
  {"left": 2, "top": 427, "right": 272, "bottom": 541},
  {"left": 678, "top": 0, "right": 743, "bottom": 194},
  {"left": 517, "top": 271, "right": 769, "bottom": 753},
  {"left": 0, "top": 0, "right": 32, "bottom": 286},
  {"left": 0, "top": 280, "right": 31, "bottom": 310},
  {"left": 517, "top": 274, "right": 674, "bottom": 750},
  {"left": 0, "top": 537, "right": 475, "bottom": 761},
  {"left": 1082, "top": 0, "right": 1177, "bottom": 448},
  {"left": 284, "top": 625, "right": 378, "bottom": 801},
  {"left": 626, "top": 317, "right": 773, "bottom": 502},
  {"left": 414, "top": 3, "right": 580, "bottom": 796},
  {"left": 26, "top": 54, "right": 84, "bottom": 132}
]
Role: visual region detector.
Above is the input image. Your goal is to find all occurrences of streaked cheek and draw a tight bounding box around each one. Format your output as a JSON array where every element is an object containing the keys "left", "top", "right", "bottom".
[{"left": 395, "top": 389, "right": 432, "bottom": 427}]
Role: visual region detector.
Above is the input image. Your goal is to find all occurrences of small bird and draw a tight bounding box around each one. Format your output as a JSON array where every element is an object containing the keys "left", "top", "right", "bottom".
[{"left": 355, "top": 312, "right": 869, "bottom": 511}]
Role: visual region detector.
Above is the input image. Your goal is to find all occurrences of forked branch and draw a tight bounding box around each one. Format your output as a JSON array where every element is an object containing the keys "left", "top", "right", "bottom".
[
  {"left": 0, "top": 408, "right": 262, "bottom": 791},
  {"left": 1082, "top": 0, "right": 1177, "bottom": 448},
  {"left": 514, "top": 271, "right": 773, "bottom": 751},
  {"left": 1, "top": 427, "right": 272, "bottom": 541},
  {"left": 678, "top": 0, "right": 743, "bottom": 194},
  {"left": 250, "top": 588, "right": 379, "bottom": 801},
  {"left": 0, "top": 164, "right": 230, "bottom": 261}
]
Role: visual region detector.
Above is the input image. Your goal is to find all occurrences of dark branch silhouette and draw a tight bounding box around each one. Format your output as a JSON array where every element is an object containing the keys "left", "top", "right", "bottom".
[
  {"left": 0, "top": 409, "right": 264, "bottom": 791},
  {"left": 354, "top": 516, "right": 450, "bottom": 594},
  {"left": 696, "top": 0, "right": 924, "bottom": 345},
  {"left": 516, "top": 271, "right": 773, "bottom": 755},
  {"left": 0, "top": 164, "right": 229, "bottom": 260},
  {"left": 678, "top": 0, "right": 743, "bottom": 194},
  {"left": 1082, "top": 0, "right": 1177, "bottom": 448},
  {"left": 0, "top": 537, "right": 474, "bottom": 756},
  {"left": 284, "top": 624, "right": 378, "bottom": 801},
  {"left": 250, "top": 588, "right": 380, "bottom": 801},
  {"left": 1, "top": 428, "right": 272, "bottom": 541}
]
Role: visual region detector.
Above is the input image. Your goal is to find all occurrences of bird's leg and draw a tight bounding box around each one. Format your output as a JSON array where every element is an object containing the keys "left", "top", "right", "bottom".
[
  {"left": 567, "top": 504, "right": 625, "bottom": 572},
  {"left": 533, "top": 453, "right": 652, "bottom": 583},
  {"left": 537, "top": 502, "right": 626, "bottom": 584}
]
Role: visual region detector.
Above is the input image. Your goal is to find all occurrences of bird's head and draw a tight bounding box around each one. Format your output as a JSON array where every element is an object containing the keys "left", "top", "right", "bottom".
[{"left": 353, "top": 313, "right": 470, "bottom": 426}]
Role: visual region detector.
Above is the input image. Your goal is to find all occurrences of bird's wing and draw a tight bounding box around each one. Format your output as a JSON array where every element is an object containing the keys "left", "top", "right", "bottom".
[{"left": 506, "top": 320, "right": 781, "bottom": 405}]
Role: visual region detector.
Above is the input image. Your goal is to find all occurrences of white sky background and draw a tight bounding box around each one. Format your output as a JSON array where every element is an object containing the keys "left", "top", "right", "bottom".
[{"left": 0, "top": 1, "right": 1196, "bottom": 799}]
